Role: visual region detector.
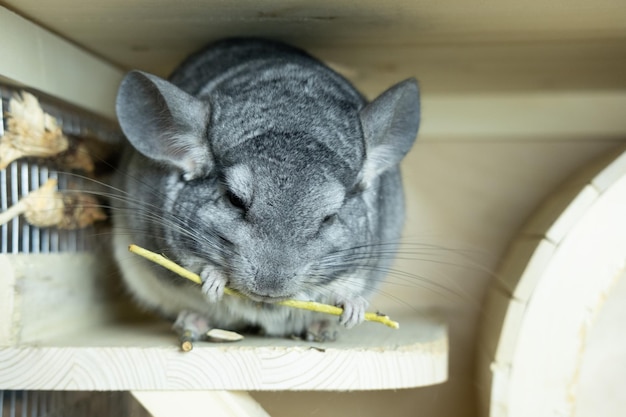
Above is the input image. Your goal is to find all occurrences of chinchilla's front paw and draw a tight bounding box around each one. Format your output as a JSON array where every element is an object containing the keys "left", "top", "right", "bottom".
[
  {"left": 200, "top": 264, "right": 228, "bottom": 303},
  {"left": 338, "top": 296, "right": 368, "bottom": 329},
  {"left": 173, "top": 310, "right": 212, "bottom": 341}
]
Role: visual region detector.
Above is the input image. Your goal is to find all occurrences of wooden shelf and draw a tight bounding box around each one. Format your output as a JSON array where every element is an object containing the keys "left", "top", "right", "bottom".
[
  {"left": 0, "top": 248, "right": 446, "bottom": 393},
  {"left": 0, "top": 316, "right": 447, "bottom": 391}
]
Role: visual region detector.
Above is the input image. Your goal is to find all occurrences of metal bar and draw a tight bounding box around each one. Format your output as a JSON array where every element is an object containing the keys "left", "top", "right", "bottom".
[
  {"left": 1, "top": 167, "right": 7, "bottom": 253},
  {"left": 20, "top": 391, "right": 26, "bottom": 417},
  {"left": 29, "top": 391, "right": 37, "bottom": 417},
  {"left": 30, "top": 164, "right": 40, "bottom": 254},
  {"left": 10, "top": 163, "right": 19, "bottom": 254},
  {"left": 0, "top": 82, "right": 121, "bottom": 254},
  {"left": 39, "top": 166, "right": 50, "bottom": 253},
  {"left": 20, "top": 162, "right": 30, "bottom": 254},
  {"left": 9, "top": 390, "right": 16, "bottom": 417}
]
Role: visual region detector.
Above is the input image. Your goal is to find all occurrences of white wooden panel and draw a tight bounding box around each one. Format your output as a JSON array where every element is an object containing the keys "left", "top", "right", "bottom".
[
  {"left": 5, "top": 0, "right": 626, "bottom": 65},
  {"left": 0, "top": 254, "right": 17, "bottom": 345},
  {"left": 495, "top": 237, "right": 556, "bottom": 302},
  {"left": 132, "top": 391, "right": 271, "bottom": 417},
  {"left": 0, "top": 7, "right": 123, "bottom": 119},
  {"left": 592, "top": 147, "right": 626, "bottom": 192},
  {"left": 422, "top": 93, "right": 626, "bottom": 142},
  {"left": 522, "top": 184, "right": 599, "bottom": 244},
  {"left": 508, "top": 174, "right": 626, "bottom": 417},
  {"left": 0, "top": 253, "right": 124, "bottom": 346},
  {"left": 476, "top": 348, "right": 494, "bottom": 417},
  {"left": 576, "top": 270, "right": 626, "bottom": 417},
  {"left": 479, "top": 287, "right": 526, "bottom": 364}
]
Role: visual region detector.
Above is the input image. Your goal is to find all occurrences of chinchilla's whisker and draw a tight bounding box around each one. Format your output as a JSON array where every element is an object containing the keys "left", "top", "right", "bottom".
[
  {"left": 318, "top": 240, "right": 494, "bottom": 280},
  {"left": 320, "top": 242, "right": 453, "bottom": 260},
  {"left": 61, "top": 172, "right": 202, "bottom": 239},
  {"left": 65, "top": 174, "right": 232, "bottom": 258},
  {"left": 303, "top": 281, "right": 421, "bottom": 314},
  {"left": 310, "top": 247, "right": 477, "bottom": 302},
  {"left": 327, "top": 238, "right": 490, "bottom": 260},
  {"left": 60, "top": 171, "right": 171, "bottom": 210},
  {"left": 113, "top": 209, "right": 228, "bottom": 255},
  {"left": 325, "top": 269, "right": 456, "bottom": 301}
]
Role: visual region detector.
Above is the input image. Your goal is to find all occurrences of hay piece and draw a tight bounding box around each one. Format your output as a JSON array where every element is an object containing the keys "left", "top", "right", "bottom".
[
  {"left": 0, "top": 92, "right": 69, "bottom": 169},
  {"left": 0, "top": 178, "right": 106, "bottom": 229},
  {"left": 0, "top": 91, "right": 95, "bottom": 172}
]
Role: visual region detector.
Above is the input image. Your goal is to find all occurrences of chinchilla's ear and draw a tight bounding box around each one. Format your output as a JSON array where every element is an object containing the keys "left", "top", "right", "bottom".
[
  {"left": 358, "top": 78, "right": 420, "bottom": 187},
  {"left": 116, "top": 70, "right": 212, "bottom": 180}
]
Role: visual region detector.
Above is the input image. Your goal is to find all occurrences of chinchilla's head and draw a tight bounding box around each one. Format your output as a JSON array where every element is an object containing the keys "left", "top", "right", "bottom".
[{"left": 115, "top": 69, "right": 420, "bottom": 302}]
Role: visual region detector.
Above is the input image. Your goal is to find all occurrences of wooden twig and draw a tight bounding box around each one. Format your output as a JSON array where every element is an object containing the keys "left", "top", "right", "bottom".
[
  {"left": 128, "top": 244, "right": 400, "bottom": 329},
  {"left": 179, "top": 330, "right": 194, "bottom": 352}
]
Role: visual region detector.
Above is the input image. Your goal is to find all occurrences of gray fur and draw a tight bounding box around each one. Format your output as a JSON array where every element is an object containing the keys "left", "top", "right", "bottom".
[{"left": 113, "top": 38, "right": 420, "bottom": 340}]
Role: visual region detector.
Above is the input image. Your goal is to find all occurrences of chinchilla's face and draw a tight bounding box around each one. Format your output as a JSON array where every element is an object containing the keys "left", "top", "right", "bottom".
[
  {"left": 171, "top": 139, "right": 369, "bottom": 302},
  {"left": 115, "top": 61, "right": 419, "bottom": 304}
]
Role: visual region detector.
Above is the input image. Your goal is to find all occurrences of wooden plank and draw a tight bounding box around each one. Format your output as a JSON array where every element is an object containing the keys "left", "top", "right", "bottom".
[
  {"left": 591, "top": 147, "right": 626, "bottom": 192},
  {"left": 520, "top": 148, "right": 626, "bottom": 244},
  {"left": 575, "top": 269, "right": 626, "bottom": 417},
  {"left": 521, "top": 184, "right": 599, "bottom": 244},
  {"left": 475, "top": 348, "right": 493, "bottom": 417},
  {"left": 0, "top": 255, "right": 17, "bottom": 346},
  {"left": 420, "top": 93, "right": 626, "bottom": 142},
  {"left": 479, "top": 287, "right": 526, "bottom": 364},
  {"left": 4, "top": 0, "right": 626, "bottom": 52},
  {"left": 313, "top": 41, "right": 626, "bottom": 95},
  {"left": 0, "top": 6, "right": 124, "bottom": 120},
  {"left": 0, "top": 316, "right": 447, "bottom": 391},
  {"left": 475, "top": 348, "right": 512, "bottom": 417},
  {"left": 132, "top": 391, "right": 271, "bottom": 417},
  {"left": 0, "top": 253, "right": 125, "bottom": 346},
  {"left": 495, "top": 237, "right": 556, "bottom": 303}
]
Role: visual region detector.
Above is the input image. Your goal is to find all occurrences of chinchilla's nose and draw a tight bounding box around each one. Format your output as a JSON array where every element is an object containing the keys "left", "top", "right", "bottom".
[
  {"left": 251, "top": 263, "right": 297, "bottom": 298},
  {"left": 247, "top": 245, "right": 302, "bottom": 298},
  {"left": 238, "top": 235, "right": 313, "bottom": 299}
]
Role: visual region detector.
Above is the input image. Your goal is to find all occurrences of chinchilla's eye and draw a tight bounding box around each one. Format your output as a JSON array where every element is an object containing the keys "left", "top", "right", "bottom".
[
  {"left": 226, "top": 190, "right": 246, "bottom": 210},
  {"left": 321, "top": 213, "right": 337, "bottom": 227}
]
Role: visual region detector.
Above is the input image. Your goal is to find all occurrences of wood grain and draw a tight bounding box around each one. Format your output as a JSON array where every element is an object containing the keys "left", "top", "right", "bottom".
[{"left": 0, "top": 316, "right": 447, "bottom": 391}]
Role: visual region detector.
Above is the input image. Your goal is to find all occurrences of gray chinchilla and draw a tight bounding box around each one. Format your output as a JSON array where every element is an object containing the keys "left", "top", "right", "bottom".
[{"left": 112, "top": 38, "right": 420, "bottom": 342}]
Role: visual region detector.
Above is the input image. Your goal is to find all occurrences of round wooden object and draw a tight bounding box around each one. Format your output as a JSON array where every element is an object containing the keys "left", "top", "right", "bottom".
[{"left": 478, "top": 147, "right": 626, "bottom": 417}]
